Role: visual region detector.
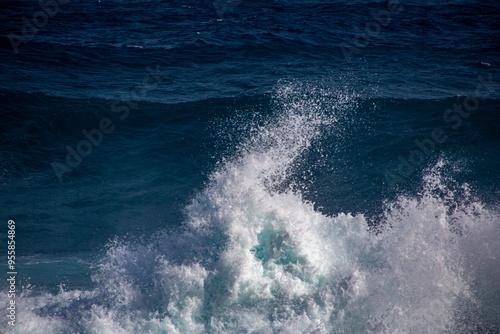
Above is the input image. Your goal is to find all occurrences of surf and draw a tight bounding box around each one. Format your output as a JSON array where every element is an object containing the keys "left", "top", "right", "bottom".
[{"left": 2, "top": 83, "right": 498, "bottom": 334}]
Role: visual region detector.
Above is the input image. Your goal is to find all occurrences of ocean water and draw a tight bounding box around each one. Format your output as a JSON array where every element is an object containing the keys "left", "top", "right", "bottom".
[{"left": 1, "top": 0, "right": 500, "bottom": 333}]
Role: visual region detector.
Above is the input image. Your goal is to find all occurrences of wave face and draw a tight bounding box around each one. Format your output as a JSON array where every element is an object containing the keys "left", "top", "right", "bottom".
[{"left": 1, "top": 84, "right": 498, "bottom": 333}]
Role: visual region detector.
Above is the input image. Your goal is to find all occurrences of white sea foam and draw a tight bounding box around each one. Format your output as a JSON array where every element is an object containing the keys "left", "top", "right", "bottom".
[{"left": 2, "top": 84, "right": 498, "bottom": 333}]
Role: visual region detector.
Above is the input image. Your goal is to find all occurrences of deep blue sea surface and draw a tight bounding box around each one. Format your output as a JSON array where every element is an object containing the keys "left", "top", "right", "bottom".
[{"left": 1, "top": 0, "right": 500, "bottom": 332}]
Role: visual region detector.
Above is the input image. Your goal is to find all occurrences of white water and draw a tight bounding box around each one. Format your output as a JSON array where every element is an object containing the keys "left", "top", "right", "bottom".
[{"left": 2, "top": 84, "right": 499, "bottom": 333}]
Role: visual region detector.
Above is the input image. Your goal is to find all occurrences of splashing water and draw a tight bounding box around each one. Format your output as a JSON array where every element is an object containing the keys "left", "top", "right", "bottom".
[{"left": 2, "top": 84, "right": 499, "bottom": 334}]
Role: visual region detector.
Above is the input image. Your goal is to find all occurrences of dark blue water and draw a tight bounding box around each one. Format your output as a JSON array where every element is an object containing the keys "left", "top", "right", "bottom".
[{"left": 1, "top": 0, "right": 499, "bottom": 332}]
